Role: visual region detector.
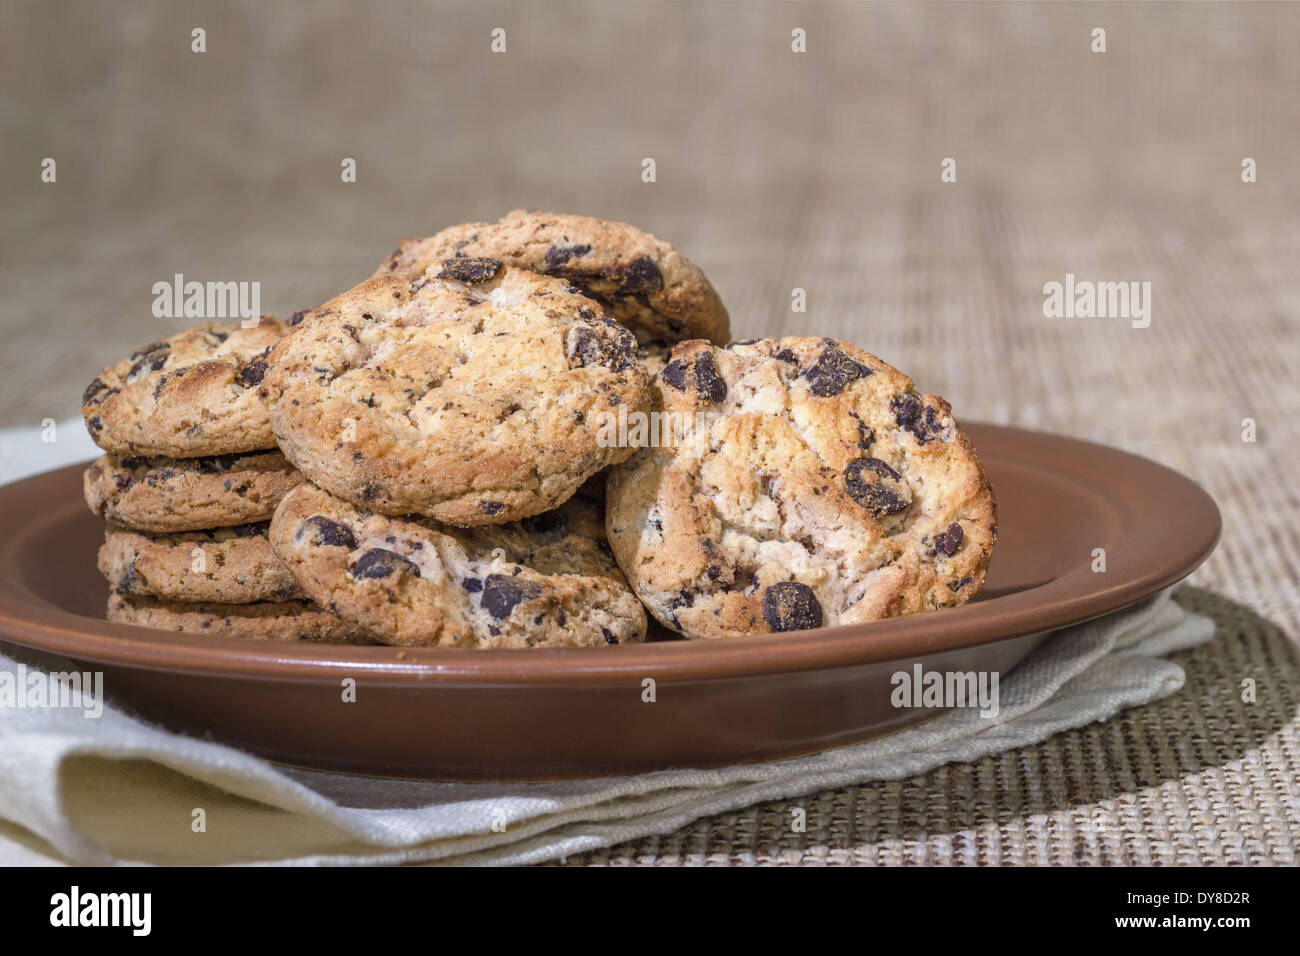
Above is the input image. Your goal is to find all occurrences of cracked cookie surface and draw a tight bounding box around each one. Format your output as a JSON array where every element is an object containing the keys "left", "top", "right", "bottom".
[
  {"left": 107, "top": 592, "right": 371, "bottom": 643},
  {"left": 606, "top": 337, "right": 996, "bottom": 639},
  {"left": 261, "top": 263, "right": 649, "bottom": 525},
  {"left": 99, "top": 522, "right": 304, "bottom": 604},
  {"left": 83, "top": 450, "right": 304, "bottom": 532},
  {"left": 374, "top": 209, "right": 730, "bottom": 348},
  {"left": 82, "top": 316, "right": 287, "bottom": 457},
  {"left": 268, "top": 482, "right": 646, "bottom": 648}
]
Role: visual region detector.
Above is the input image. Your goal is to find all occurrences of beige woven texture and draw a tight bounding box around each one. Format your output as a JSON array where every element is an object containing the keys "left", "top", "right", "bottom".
[{"left": 2, "top": 1, "right": 1297, "bottom": 864}]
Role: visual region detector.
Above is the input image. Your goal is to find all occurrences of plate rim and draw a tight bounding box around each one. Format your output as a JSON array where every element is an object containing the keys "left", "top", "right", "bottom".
[{"left": 0, "top": 424, "right": 1221, "bottom": 685}]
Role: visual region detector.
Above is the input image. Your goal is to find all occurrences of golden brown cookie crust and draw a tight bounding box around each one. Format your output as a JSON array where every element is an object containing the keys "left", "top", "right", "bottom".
[
  {"left": 268, "top": 482, "right": 646, "bottom": 648},
  {"left": 374, "top": 209, "right": 730, "bottom": 346},
  {"left": 83, "top": 451, "right": 305, "bottom": 532},
  {"left": 106, "top": 592, "right": 372, "bottom": 643},
  {"left": 82, "top": 317, "right": 286, "bottom": 457},
  {"left": 606, "top": 337, "right": 997, "bottom": 639},
  {"left": 98, "top": 522, "right": 304, "bottom": 604},
  {"left": 261, "top": 264, "right": 649, "bottom": 526}
]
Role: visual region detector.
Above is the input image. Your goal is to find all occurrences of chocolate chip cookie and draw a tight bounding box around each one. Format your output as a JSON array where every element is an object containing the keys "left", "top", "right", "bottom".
[
  {"left": 606, "top": 337, "right": 996, "bottom": 639},
  {"left": 84, "top": 450, "right": 304, "bottom": 532},
  {"left": 268, "top": 482, "right": 646, "bottom": 648},
  {"left": 107, "top": 592, "right": 372, "bottom": 643},
  {"left": 374, "top": 210, "right": 730, "bottom": 347},
  {"left": 261, "top": 263, "right": 650, "bottom": 525},
  {"left": 82, "top": 316, "right": 287, "bottom": 457},
  {"left": 99, "top": 522, "right": 304, "bottom": 604}
]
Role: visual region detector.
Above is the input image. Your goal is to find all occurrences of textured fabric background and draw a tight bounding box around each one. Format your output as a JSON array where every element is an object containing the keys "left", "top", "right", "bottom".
[{"left": 1, "top": 1, "right": 1297, "bottom": 864}]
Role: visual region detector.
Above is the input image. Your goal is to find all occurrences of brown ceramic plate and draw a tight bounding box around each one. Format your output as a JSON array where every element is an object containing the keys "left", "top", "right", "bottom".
[{"left": 0, "top": 425, "right": 1218, "bottom": 780}]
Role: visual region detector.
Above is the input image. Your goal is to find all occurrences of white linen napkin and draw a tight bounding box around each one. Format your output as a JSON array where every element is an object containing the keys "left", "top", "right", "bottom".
[{"left": 0, "top": 421, "right": 1215, "bottom": 865}]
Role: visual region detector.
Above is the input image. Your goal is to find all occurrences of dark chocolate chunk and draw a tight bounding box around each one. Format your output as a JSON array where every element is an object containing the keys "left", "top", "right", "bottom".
[
  {"left": 437, "top": 257, "right": 503, "bottom": 283},
  {"left": 762, "top": 581, "right": 823, "bottom": 632},
  {"left": 127, "top": 343, "right": 170, "bottom": 380},
  {"left": 694, "top": 351, "right": 727, "bottom": 403},
  {"left": 544, "top": 244, "right": 591, "bottom": 270},
  {"left": 891, "top": 392, "right": 945, "bottom": 444},
  {"left": 83, "top": 377, "right": 107, "bottom": 406},
  {"left": 660, "top": 359, "right": 689, "bottom": 391},
  {"left": 237, "top": 359, "right": 267, "bottom": 387},
  {"left": 935, "top": 523, "right": 964, "bottom": 556},
  {"left": 462, "top": 577, "right": 483, "bottom": 593},
  {"left": 350, "top": 548, "right": 420, "bottom": 580},
  {"left": 803, "top": 343, "right": 870, "bottom": 396},
  {"left": 480, "top": 573, "right": 542, "bottom": 619},
  {"left": 844, "top": 456, "right": 911, "bottom": 518},
  {"left": 601, "top": 627, "right": 618, "bottom": 645},
  {"left": 620, "top": 257, "right": 663, "bottom": 296},
  {"left": 569, "top": 320, "right": 636, "bottom": 372},
  {"left": 298, "top": 515, "right": 357, "bottom": 548},
  {"left": 480, "top": 501, "right": 505, "bottom": 516}
]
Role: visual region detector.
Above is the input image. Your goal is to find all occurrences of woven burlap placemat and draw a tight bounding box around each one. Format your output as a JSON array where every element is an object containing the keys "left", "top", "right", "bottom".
[{"left": 552, "top": 588, "right": 1300, "bottom": 865}]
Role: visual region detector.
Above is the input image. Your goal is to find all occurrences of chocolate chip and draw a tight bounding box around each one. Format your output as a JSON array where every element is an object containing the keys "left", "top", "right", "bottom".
[
  {"left": 86, "top": 415, "right": 102, "bottom": 435},
  {"left": 462, "top": 577, "right": 483, "bottom": 593},
  {"left": 480, "top": 573, "right": 541, "bottom": 619},
  {"left": 569, "top": 320, "right": 636, "bottom": 372},
  {"left": 601, "top": 627, "right": 618, "bottom": 645},
  {"left": 83, "top": 377, "right": 107, "bottom": 406},
  {"left": 127, "top": 343, "right": 170, "bottom": 380},
  {"left": 351, "top": 548, "right": 420, "bottom": 580},
  {"left": 544, "top": 244, "right": 591, "bottom": 270},
  {"left": 774, "top": 348, "right": 799, "bottom": 365},
  {"left": 844, "top": 456, "right": 911, "bottom": 518},
  {"left": 762, "top": 581, "right": 823, "bottom": 632},
  {"left": 620, "top": 257, "right": 663, "bottom": 296},
  {"left": 290, "top": 309, "right": 308, "bottom": 326},
  {"left": 480, "top": 501, "right": 505, "bottom": 516},
  {"left": 437, "top": 257, "right": 503, "bottom": 283},
  {"left": 935, "top": 523, "right": 964, "bottom": 556},
  {"left": 694, "top": 351, "right": 727, "bottom": 403},
  {"left": 237, "top": 359, "right": 267, "bottom": 387},
  {"left": 803, "top": 343, "right": 870, "bottom": 396},
  {"left": 661, "top": 359, "right": 688, "bottom": 391},
  {"left": 892, "top": 393, "right": 945, "bottom": 444},
  {"left": 298, "top": 515, "right": 357, "bottom": 548}
]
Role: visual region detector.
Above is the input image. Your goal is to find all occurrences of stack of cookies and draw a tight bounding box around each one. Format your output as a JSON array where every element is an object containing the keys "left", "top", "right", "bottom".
[
  {"left": 82, "top": 317, "right": 369, "bottom": 643},
  {"left": 83, "top": 210, "right": 996, "bottom": 648}
]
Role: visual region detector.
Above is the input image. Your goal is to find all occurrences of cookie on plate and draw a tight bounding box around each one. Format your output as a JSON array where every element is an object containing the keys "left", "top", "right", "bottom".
[
  {"left": 268, "top": 482, "right": 646, "bottom": 648},
  {"left": 374, "top": 209, "right": 730, "bottom": 347},
  {"left": 82, "top": 316, "right": 287, "bottom": 457},
  {"left": 98, "top": 522, "right": 304, "bottom": 604},
  {"left": 260, "top": 262, "right": 649, "bottom": 526},
  {"left": 84, "top": 450, "right": 304, "bottom": 532},
  {"left": 606, "top": 337, "right": 996, "bottom": 639},
  {"left": 107, "top": 592, "right": 372, "bottom": 643}
]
